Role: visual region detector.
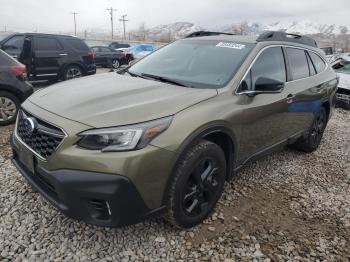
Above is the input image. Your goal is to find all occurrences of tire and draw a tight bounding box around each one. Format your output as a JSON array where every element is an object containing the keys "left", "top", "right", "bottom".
[
  {"left": 293, "top": 107, "right": 327, "bottom": 153},
  {"left": 0, "top": 91, "right": 20, "bottom": 126},
  {"left": 112, "top": 59, "right": 120, "bottom": 69},
  {"left": 165, "top": 140, "right": 226, "bottom": 228},
  {"left": 62, "top": 65, "right": 83, "bottom": 81}
]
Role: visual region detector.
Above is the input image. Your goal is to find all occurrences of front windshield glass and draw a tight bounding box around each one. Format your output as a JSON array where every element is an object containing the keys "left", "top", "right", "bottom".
[
  {"left": 0, "top": 33, "right": 11, "bottom": 42},
  {"left": 129, "top": 39, "right": 255, "bottom": 88}
]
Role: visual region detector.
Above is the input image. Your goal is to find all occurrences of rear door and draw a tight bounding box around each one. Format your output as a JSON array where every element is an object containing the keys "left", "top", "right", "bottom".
[
  {"left": 282, "top": 47, "right": 328, "bottom": 135},
  {"left": 32, "top": 36, "right": 66, "bottom": 77},
  {"left": 91, "top": 47, "right": 103, "bottom": 64},
  {"left": 237, "top": 46, "right": 291, "bottom": 161}
]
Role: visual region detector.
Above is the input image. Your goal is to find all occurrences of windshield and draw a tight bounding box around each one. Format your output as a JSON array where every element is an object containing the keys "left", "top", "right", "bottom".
[
  {"left": 0, "top": 33, "right": 11, "bottom": 42},
  {"left": 129, "top": 39, "right": 254, "bottom": 89},
  {"left": 333, "top": 61, "right": 350, "bottom": 75}
]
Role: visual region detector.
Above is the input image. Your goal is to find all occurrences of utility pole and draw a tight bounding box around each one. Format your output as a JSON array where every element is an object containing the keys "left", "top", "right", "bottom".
[
  {"left": 71, "top": 12, "right": 78, "bottom": 36},
  {"left": 119, "top": 15, "right": 128, "bottom": 40},
  {"left": 4, "top": 25, "right": 7, "bottom": 32},
  {"left": 107, "top": 7, "right": 117, "bottom": 40}
]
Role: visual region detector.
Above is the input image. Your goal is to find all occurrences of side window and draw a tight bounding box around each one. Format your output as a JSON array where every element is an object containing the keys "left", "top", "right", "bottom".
[
  {"left": 67, "top": 39, "right": 89, "bottom": 51},
  {"left": 101, "top": 47, "right": 111, "bottom": 52},
  {"left": 91, "top": 47, "right": 99, "bottom": 52},
  {"left": 286, "top": 48, "right": 309, "bottom": 80},
  {"left": 306, "top": 52, "right": 316, "bottom": 76},
  {"left": 308, "top": 52, "right": 326, "bottom": 73},
  {"left": 3, "top": 36, "right": 24, "bottom": 51},
  {"left": 251, "top": 47, "right": 286, "bottom": 88},
  {"left": 35, "top": 37, "right": 63, "bottom": 51}
]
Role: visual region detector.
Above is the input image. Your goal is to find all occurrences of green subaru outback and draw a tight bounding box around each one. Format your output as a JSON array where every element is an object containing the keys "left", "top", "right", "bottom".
[{"left": 11, "top": 31, "right": 338, "bottom": 228}]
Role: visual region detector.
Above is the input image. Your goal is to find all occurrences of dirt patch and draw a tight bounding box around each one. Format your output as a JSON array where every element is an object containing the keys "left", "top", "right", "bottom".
[{"left": 0, "top": 125, "right": 14, "bottom": 159}]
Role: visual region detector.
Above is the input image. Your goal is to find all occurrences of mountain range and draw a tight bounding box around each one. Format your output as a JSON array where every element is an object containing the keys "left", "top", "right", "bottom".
[{"left": 142, "top": 20, "right": 349, "bottom": 40}]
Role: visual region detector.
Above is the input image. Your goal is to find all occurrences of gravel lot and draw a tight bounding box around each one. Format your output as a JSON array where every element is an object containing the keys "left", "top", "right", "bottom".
[{"left": 0, "top": 100, "right": 349, "bottom": 260}]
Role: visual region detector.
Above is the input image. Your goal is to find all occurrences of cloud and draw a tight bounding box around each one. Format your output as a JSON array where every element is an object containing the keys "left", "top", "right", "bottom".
[{"left": 0, "top": 0, "right": 349, "bottom": 33}]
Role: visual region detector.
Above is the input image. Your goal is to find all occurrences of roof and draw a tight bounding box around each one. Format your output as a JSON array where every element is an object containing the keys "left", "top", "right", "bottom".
[{"left": 182, "top": 34, "right": 257, "bottom": 43}]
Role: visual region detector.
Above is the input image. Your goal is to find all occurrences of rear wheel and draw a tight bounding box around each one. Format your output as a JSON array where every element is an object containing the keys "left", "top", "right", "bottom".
[
  {"left": 165, "top": 140, "right": 226, "bottom": 228},
  {"left": 0, "top": 91, "right": 20, "bottom": 126},
  {"left": 62, "top": 65, "right": 83, "bottom": 81},
  {"left": 293, "top": 107, "right": 327, "bottom": 153}
]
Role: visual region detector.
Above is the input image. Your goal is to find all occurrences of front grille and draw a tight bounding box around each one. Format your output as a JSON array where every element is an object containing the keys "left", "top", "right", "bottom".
[{"left": 16, "top": 110, "right": 65, "bottom": 159}]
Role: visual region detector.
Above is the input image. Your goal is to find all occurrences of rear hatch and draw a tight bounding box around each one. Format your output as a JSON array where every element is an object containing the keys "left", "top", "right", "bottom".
[{"left": 65, "top": 38, "right": 95, "bottom": 65}]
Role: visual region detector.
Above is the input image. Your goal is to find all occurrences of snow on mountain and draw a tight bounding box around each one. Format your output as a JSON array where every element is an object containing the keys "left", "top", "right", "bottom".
[
  {"left": 264, "top": 20, "right": 348, "bottom": 35},
  {"left": 145, "top": 20, "right": 348, "bottom": 41},
  {"left": 146, "top": 22, "right": 203, "bottom": 40}
]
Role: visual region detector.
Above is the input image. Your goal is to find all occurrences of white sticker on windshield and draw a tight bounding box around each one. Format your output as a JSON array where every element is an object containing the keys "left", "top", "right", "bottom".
[{"left": 216, "top": 42, "right": 246, "bottom": 50}]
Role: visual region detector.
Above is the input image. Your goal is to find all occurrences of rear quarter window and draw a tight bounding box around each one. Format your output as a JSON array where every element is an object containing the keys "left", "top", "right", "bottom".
[
  {"left": 308, "top": 52, "right": 327, "bottom": 73},
  {"left": 66, "top": 38, "right": 89, "bottom": 51}
]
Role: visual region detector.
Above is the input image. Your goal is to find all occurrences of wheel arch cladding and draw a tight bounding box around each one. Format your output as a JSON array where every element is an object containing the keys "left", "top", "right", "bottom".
[
  {"left": 322, "top": 100, "right": 330, "bottom": 121},
  {"left": 161, "top": 125, "right": 237, "bottom": 206}
]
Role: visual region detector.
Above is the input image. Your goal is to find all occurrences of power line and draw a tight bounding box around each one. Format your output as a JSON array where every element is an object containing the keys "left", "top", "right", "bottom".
[
  {"left": 119, "top": 15, "right": 128, "bottom": 40},
  {"left": 71, "top": 12, "right": 79, "bottom": 36},
  {"left": 106, "top": 7, "right": 117, "bottom": 40}
]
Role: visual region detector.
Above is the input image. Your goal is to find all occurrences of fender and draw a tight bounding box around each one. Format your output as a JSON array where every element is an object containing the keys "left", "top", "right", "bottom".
[{"left": 161, "top": 121, "right": 238, "bottom": 206}]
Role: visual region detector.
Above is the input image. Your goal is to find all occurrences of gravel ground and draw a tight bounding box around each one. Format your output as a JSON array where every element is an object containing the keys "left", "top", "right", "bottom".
[{"left": 0, "top": 108, "right": 349, "bottom": 261}]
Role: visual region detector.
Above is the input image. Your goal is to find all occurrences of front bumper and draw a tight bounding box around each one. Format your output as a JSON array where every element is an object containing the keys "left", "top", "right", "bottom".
[{"left": 11, "top": 134, "right": 165, "bottom": 227}]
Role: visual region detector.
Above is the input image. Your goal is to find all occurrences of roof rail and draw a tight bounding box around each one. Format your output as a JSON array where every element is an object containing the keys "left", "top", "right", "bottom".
[
  {"left": 185, "top": 31, "right": 235, "bottom": 38},
  {"left": 257, "top": 31, "right": 317, "bottom": 47}
]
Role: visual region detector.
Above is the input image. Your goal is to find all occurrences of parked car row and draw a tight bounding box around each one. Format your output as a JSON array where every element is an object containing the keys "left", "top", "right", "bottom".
[
  {"left": 0, "top": 49, "right": 33, "bottom": 126},
  {"left": 0, "top": 33, "right": 96, "bottom": 82}
]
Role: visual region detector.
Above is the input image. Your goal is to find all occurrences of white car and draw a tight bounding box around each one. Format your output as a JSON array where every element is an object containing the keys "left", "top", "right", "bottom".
[{"left": 332, "top": 55, "right": 350, "bottom": 109}]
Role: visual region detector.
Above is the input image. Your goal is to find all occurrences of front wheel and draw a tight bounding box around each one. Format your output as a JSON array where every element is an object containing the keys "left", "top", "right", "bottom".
[
  {"left": 112, "top": 59, "right": 120, "bottom": 69},
  {"left": 293, "top": 107, "right": 327, "bottom": 153},
  {"left": 0, "top": 91, "right": 20, "bottom": 126},
  {"left": 165, "top": 140, "right": 226, "bottom": 228}
]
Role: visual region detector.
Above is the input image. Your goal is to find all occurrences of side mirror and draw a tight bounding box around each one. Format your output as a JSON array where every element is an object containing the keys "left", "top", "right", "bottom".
[{"left": 255, "top": 77, "right": 284, "bottom": 93}]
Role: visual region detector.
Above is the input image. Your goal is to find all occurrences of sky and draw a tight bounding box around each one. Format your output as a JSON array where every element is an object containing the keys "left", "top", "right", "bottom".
[{"left": 0, "top": 0, "right": 349, "bottom": 34}]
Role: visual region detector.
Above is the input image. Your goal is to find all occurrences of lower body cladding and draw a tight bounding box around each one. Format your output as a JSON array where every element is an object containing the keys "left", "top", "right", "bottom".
[{"left": 11, "top": 134, "right": 174, "bottom": 227}]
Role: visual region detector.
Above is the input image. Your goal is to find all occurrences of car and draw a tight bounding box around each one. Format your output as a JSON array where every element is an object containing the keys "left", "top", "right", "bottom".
[
  {"left": 131, "top": 44, "right": 156, "bottom": 59},
  {"left": 90, "top": 46, "right": 128, "bottom": 69},
  {"left": 0, "top": 33, "right": 96, "bottom": 82},
  {"left": 11, "top": 31, "right": 337, "bottom": 228},
  {"left": 108, "top": 42, "right": 134, "bottom": 63},
  {"left": 331, "top": 54, "right": 350, "bottom": 109},
  {"left": 0, "top": 49, "right": 33, "bottom": 126}
]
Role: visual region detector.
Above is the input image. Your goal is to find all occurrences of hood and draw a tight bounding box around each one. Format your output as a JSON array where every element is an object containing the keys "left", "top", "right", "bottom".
[{"left": 29, "top": 73, "right": 217, "bottom": 127}]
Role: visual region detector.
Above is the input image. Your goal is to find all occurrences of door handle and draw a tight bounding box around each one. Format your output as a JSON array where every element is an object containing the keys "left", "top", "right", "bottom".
[
  {"left": 286, "top": 94, "right": 294, "bottom": 104},
  {"left": 59, "top": 53, "right": 68, "bottom": 56}
]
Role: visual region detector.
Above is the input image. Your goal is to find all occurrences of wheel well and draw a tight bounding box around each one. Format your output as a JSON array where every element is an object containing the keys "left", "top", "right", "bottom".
[
  {"left": 0, "top": 86, "right": 22, "bottom": 102},
  {"left": 202, "top": 131, "right": 234, "bottom": 180},
  {"left": 60, "top": 63, "right": 86, "bottom": 78},
  {"left": 322, "top": 101, "right": 330, "bottom": 121}
]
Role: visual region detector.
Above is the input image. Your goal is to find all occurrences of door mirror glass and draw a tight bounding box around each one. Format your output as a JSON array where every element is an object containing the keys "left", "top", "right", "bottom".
[{"left": 255, "top": 77, "right": 284, "bottom": 93}]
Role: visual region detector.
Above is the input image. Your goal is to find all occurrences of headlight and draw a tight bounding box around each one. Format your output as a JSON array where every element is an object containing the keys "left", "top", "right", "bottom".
[{"left": 77, "top": 116, "right": 173, "bottom": 152}]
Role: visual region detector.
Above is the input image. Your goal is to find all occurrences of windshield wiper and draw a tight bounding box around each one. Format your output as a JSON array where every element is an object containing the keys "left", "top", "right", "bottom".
[{"left": 141, "top": 73, "right": 190, "bottom": 87}]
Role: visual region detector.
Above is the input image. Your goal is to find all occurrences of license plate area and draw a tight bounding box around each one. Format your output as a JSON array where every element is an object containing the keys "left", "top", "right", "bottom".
[{"left": 17, "top": 143, "right": 35, "bottom": 174}]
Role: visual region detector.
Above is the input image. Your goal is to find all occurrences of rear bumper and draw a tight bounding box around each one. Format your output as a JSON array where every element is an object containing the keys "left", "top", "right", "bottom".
[{"left": 11, "top": 135, "right": 165, "bottom": 227}]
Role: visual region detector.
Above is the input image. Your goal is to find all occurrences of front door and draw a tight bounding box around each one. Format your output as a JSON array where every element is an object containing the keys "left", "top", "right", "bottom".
[{"left": 237, "top": 46, "right": 291, "bottom": 162}]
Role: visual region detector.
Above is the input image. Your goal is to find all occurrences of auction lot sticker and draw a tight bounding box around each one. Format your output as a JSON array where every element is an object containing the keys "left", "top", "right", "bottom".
[{"left": 216, "top": 42, "right": 246, "bottom": 49}]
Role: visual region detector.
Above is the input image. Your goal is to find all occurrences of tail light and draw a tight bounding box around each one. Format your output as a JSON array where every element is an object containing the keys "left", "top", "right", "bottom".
[
  {"left": 10, "top": 65, "right": 26, "bottom": 76},
  {"left": 10, "top": 65, "right": 26, "bottom": 80},
  {"left": 87, "top": 50, "right": 95, "bottom": 59}
]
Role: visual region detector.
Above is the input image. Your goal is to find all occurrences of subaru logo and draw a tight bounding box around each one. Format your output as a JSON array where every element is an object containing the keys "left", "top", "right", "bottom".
[{"left": 23, "top": 117, "right": 37, "bottom": 135}]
